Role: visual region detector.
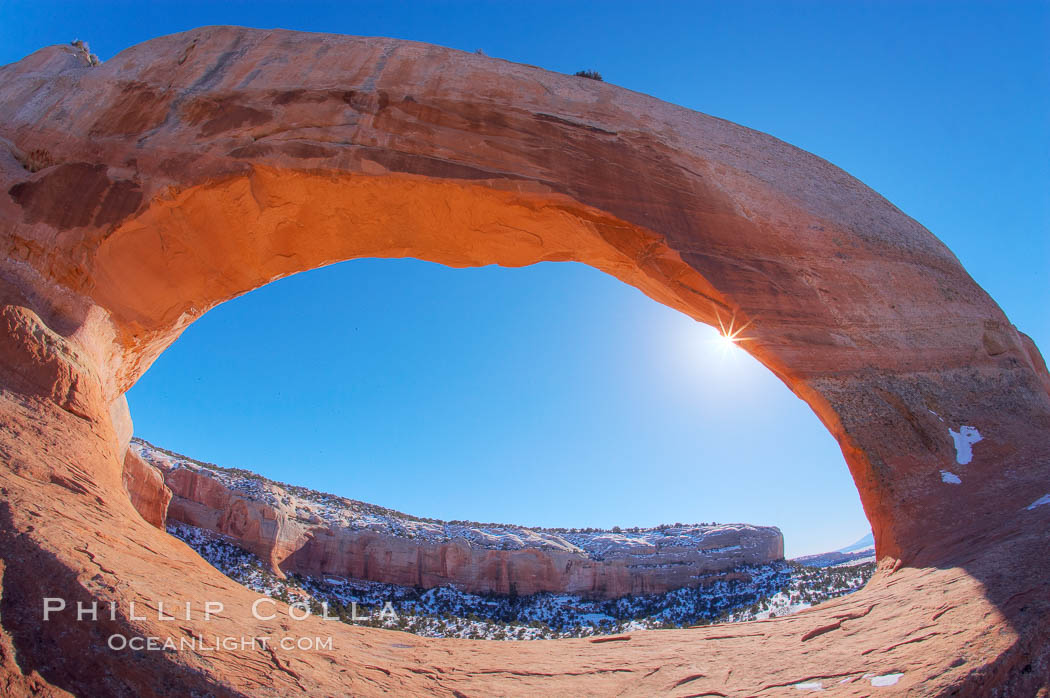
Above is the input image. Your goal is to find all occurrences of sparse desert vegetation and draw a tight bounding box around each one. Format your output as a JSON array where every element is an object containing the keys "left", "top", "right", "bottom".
[{"left": 170, "top": 522, "right": 873, "bottom": 640}]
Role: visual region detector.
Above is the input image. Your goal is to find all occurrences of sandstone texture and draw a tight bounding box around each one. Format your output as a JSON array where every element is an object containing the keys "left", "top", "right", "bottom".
[
  {"left": 135, "top": 440, "right": 783, "bottom": 598},
  {"left": 0, "top": 26, "right": 1048, "bottom": 696}
]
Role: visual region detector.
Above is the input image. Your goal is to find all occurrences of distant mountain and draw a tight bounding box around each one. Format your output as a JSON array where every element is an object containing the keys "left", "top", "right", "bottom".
[
  {"left": 837, "top": 532, "right": 874, "bottom": 554},
  {"left": 792, "top": 531, "right": 875, "bottom": 569}
]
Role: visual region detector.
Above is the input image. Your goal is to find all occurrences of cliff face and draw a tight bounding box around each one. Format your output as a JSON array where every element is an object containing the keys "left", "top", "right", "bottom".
[
  {"left": 163, "top": 466, "right": 312, "bottom": 572},
  {"left": 284, "top": 528, "right": 782, "bottom": 598},
  {"left": 139, "top": 441, "right": 782, "bottom": 598},
  {"left": 121, "top": 448, "right": 170, "bottom": 528}
]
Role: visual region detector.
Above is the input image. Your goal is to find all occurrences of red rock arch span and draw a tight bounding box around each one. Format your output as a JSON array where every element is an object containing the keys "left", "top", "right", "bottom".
[{"left": 0, "top": 27, "right": 1047, "bottom": 695}]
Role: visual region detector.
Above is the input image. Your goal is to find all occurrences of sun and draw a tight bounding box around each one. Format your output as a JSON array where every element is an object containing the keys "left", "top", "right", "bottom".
[
  {"left": 717, "top": 331, "right": 740, "bottom": 348},
  {"left": 714, "top": 312, "right": 753, "bottom": 356}
]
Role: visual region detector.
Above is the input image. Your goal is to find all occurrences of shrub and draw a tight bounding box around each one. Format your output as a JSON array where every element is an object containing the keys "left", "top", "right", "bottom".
[
  {"left": 573, "top": 70, "right": 603, "bottom": 81},
  {"left": 16, "top": 148, "right": 56, "bottom": 173},
  {"left": 70, "top": 39, "right": 100, "bottom": 67}
]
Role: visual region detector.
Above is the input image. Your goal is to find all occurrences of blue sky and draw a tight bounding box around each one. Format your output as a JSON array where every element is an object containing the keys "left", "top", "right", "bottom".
[{"left": 2, "top": 1, "right": 1046, "bottom": 557}]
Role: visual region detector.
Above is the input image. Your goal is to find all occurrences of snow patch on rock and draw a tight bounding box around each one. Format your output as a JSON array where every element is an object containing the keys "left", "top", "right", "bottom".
[
  {"left": 870, "top": 672, "right": 903, "bottom": 686},
  {"left": 794, "top": 681, "right": 823, "bottom": 691},
  {"left": 940, "top": 470, "right": 961, "bottom": 485},
  {"left": 949, "top": 426, "right": 982, "bottom": 465},
  {"left": 1026, "top": 494, "right": 1050, "bottom": 511}
]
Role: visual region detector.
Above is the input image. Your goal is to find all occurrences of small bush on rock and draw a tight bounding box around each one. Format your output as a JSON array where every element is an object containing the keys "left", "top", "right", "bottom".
[
  {"left": 16, "top": 148, "right": 56, "bottom": 173},
  {"left": 70, "top": 39, "right": 100, "bottom": 67}
]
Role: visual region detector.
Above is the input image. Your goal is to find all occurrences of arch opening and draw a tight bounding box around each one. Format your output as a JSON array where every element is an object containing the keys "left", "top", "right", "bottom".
[
  {"left": 124, "top": 255, "right": 875, "bottom": 636},
  {"left": 94, "top": 168, "right": 879, "bottom": 539},
  {"left": 128, "top": 256, "right": 869, "bottom": 558}
]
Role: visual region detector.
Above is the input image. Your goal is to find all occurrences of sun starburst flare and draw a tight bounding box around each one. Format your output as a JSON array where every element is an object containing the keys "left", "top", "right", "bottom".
[{"left": 713, "top": 312, "right": 754, "bottom": 357}]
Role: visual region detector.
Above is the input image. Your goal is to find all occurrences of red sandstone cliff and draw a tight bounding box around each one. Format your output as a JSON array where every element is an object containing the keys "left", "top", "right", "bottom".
[
  {"left": 136, "top": 440, "right": 783, "bottom": 598},
  {"left": 121, "top": 448, "right": 171, "bottom": 528}
]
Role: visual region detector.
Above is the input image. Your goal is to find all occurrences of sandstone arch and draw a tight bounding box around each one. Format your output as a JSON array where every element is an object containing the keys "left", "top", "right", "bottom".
[{"left": 0, "top": 26, "right": 1048, "bottom": 695}]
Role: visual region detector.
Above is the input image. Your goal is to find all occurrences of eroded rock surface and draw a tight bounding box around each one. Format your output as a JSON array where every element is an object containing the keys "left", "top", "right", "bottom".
[{"left": 0, "top": 26, "right": 1048, "bottom": 696}]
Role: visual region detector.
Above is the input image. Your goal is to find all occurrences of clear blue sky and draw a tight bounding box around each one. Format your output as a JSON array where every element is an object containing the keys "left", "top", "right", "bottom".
[{"left": 2, "top": 2, "right": 1046, "bottom": 557}]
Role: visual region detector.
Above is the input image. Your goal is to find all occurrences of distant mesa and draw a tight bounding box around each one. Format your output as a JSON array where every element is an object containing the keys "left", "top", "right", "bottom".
[{"left": 130, "top": 439, "right": 785, "bottom": 599}]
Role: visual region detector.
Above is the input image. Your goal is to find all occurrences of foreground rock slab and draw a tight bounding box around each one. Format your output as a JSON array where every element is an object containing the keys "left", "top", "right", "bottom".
[{"left": 0, "top": 26, "right": 1048, "bottom": 695}]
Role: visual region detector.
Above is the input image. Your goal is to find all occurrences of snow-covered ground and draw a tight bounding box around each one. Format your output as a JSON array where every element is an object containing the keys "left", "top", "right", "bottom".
[{"left": 169, "top": 523, "right": 873, "bottom": 640}]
